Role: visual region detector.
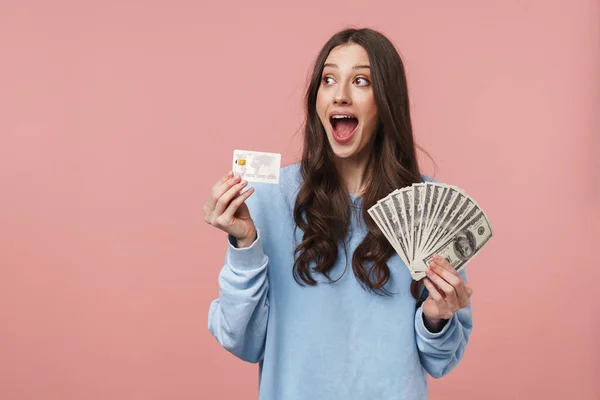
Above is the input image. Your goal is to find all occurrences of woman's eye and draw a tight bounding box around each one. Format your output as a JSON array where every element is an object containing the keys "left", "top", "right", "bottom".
[
  {"left": 355, "top": 77, "right": 370, "bottom": 86},
  {"left": 322, "top": 76, "right": 334, "bottom": 85}
]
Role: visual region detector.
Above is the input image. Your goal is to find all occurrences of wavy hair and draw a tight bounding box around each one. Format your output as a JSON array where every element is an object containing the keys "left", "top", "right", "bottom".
[{"left": 293, "top": 28, "right": 431, "bottom": 299}]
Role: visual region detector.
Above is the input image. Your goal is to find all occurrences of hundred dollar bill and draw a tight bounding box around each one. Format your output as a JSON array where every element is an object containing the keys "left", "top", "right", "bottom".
[
  {"left": 368, "top": 205, "right": 424, "bottom": 281},
  {"left": 399, "top": 188, "right": 414, "bottom": 264},
  {"left": 422, "top": 184, "right": 446, "bottom": 244},
  {"left": 390, "top": 190, "right": 410, "bottom": 263},
  {"left": 422, "top": 185, "right": 459, "bottom": 254},
  {"left": 428, "top": 196, "right": 478, "bottom": 253},
  {"left": 368, "top": 204, "right": 395, "bottom": 247},
  {"left": 422, "top": 192, "right": 468, "bottom": 256},
  {"left": 412, "top": 184, "right": 425, "bottom": 269},
  {"left": 419, "top": 210, "right": 493, "bottom": 274},
  {"left": 418, "top": 183, "right": 434, "bottom": 261},
  {"left": 232, "top": 149, "right": 281, "bottom": 184},
  {"left": 378, "top": 196, "right": 411, "bottom": 264}
]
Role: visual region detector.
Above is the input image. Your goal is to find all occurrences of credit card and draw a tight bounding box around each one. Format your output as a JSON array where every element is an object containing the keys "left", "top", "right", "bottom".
[{"left": 232, "top": 149, "right": 281, "bottom": 184}]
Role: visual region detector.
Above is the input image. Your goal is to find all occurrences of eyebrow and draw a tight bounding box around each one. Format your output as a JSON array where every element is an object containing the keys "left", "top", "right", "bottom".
[{"left": 323, "top": 63, "right": 371, "bottom": 70}]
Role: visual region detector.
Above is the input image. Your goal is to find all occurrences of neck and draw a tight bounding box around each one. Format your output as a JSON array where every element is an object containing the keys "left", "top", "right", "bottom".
[{"left": 334, "top": 153, "right": 372, "bottom": 197}]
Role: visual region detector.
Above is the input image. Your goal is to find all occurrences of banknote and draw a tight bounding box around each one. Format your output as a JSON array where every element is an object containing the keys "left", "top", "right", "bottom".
[
  {"left": 400, "top": 188, "right": 414, "bottom": 263},
  {"left": 412, "top": 184, "right": 425, "bottom": 267},
  {"left": 378, "top": 196, "right": 411, "bottom": 266},
  {"left": 418, "top": 183, "right": 434, "bottom": 259},
  {"left": 378, "top": 197, "right": 401, "bottom": 250},
  {"left": 422, "top": 184, "right": 446, "bottom": 244},
  {"left": 422, "top": 186, "right": 459, "bottom": 255},
  {"left": 391, "top": 190, "right": 411, "bottom": 259},
  {"left": 422, "top": 190, "right": 467, "bottom": 255},
  {"left": 421, "top": 210, "right": 493, "bottom": 273},
  {"left": 369, "top": 205, "right": 410, "bottom": 273},
  {"left": 369, "top": 204, "right": 394, "bottom": 244},
  {"left": 232, "top": 149, "right": 281, "bottom": 184},
  {"left": 368, "top": 181, "right": 493, "bottom": 281},
  {"left": 426, "top": 197, "right": 477, "bottom": 255}
]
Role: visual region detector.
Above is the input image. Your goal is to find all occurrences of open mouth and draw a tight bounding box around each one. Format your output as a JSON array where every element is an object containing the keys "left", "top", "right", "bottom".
[{"left": 330, "top": 115, "right": 359, "bottom": 139}]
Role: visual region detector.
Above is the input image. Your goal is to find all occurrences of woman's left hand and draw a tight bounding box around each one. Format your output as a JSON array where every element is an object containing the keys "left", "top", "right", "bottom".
[{"left": 422, "top": 254, "right": 473, "bottom": 332}]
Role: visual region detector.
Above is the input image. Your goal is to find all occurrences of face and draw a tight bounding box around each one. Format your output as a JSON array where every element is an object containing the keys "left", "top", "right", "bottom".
[
  {"left": 316, "top": 43, "right": 379, "bottom": 162},
  {"left": 459, "top": 239, "right": 472, "bottom": 256}
]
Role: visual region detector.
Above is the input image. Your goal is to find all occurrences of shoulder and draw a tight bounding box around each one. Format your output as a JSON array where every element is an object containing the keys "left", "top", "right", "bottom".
[
  {"left": 421, "top": 174, "right": 456, "bottom": 186},
  {"left": 420, "top": 174, "right": 440, "bottom": 184}
]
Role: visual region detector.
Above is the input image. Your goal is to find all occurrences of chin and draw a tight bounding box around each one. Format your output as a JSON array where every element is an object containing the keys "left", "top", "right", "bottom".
[
  {"left": 331, "top": 146, "right": 359, "bottom": 160},
  {"left": 326, "top": 138, "right": 354, "bottom": 158}
]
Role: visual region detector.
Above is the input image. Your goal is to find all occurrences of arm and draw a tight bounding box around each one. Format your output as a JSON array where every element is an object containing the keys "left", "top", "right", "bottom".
[
  {"left": 208, "top": 230, "right": 269, "bottom": 363},
  {"left": 414, "top": 267, "right": 473, "bottom": 378}
]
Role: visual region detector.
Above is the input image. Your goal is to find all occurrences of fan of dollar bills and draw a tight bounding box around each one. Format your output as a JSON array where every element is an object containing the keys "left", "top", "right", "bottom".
[{"left": 367, "top": 182, "right": 493, "bottom": 281}]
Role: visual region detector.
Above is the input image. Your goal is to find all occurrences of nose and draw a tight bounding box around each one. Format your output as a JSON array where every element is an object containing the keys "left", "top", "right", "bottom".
[{"left": 334, "top": 84, "right": 352, "bottom": 105}]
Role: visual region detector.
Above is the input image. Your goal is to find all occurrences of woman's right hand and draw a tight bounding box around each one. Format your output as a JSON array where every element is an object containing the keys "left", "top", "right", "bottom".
[{"left": 204, "top": 171, "right": 257, "bottom": 248}]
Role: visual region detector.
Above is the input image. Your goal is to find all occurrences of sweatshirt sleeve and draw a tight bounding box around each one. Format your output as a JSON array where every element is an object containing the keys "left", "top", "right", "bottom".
[
  {"left": 414, "top": 267, "right": 473, "bottom": 378},
  {"left": 207, "top": 229, "right": 270, "bottom": 363}
]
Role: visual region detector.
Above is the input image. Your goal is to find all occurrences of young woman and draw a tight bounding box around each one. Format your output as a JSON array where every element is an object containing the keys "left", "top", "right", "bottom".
[{"left": 205, "top": 28, "right": 473, "bottom": 400}]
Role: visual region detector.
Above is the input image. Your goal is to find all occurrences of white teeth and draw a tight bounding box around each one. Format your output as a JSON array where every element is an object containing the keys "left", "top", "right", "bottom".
[{"left": 331, "top": 115, "right": 356, "bottom": 119}]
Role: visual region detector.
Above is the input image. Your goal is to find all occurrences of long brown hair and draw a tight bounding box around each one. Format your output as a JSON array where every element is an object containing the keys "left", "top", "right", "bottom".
[{"left": 293, "top": 28, "right": 431, "bottom": 300}]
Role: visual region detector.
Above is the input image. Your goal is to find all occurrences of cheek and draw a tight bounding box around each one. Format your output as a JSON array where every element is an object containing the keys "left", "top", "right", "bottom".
[
  {"left": 362, "top": 102, "right": 378, "bottom": 128},
  {"left": 367, "top": 98, "right": 378, "bottom": 120},
  {"left": 360, "top": 107, "right": 379, "bottom": 142},
  {"left": 357, "top": 95, "right": 378, "bottom": 122}
]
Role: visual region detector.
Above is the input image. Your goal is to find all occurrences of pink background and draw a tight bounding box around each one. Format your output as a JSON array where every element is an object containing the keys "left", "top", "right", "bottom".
[{"left": 1, "top": 1, "right": 599, "bottom": 399}]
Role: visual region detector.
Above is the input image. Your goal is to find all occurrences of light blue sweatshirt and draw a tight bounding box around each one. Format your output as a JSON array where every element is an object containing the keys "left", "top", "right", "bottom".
[{"left": 208, "top": 163, "right": 472, "bottom": 400}]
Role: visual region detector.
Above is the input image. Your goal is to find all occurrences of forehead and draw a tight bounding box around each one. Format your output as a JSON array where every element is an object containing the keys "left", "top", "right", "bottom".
[{"left": 324, "top": 43, "right": 370, "bottom": 65}]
